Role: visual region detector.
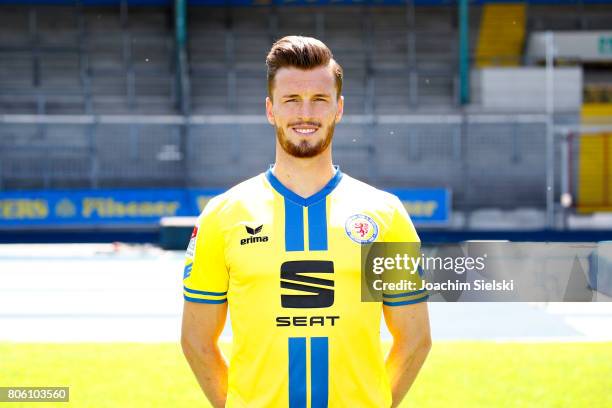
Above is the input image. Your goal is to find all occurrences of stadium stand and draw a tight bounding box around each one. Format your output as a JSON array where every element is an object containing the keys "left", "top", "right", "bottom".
[
  {"left": 0, "top": 5, "right": 175, "bottom": 114},
  {"left": 0, "top": 0, "right": 611, "bottom": 214}
]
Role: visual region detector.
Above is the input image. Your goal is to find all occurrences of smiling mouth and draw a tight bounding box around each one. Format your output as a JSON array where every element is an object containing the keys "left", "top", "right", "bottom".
[{"left": 291, "top": 126, "right": 319, "bottom": 135}]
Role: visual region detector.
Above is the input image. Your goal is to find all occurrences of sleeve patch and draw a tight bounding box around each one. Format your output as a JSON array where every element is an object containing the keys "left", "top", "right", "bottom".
[
  {"left": 185, "top": 226, "right": 198, "bottom": 259},
  {"left": 183, "top": 262, "right": 193, "bottom": 279}
]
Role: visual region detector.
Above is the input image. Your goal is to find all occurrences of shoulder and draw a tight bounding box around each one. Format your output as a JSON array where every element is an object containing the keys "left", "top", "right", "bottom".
[
  {"left": 337, "top": 172, "right": 417, "bottom": 241},
  {"left": 198, "top": 173, "right": 270, "bottom": 220},
  {"left": 337, "top": 173, "right": 404, "bottom": 213}
]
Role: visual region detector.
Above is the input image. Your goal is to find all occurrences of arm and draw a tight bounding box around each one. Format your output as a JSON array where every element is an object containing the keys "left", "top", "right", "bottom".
[
  {"left": 383, "top": 301, "right": 432, "bottom": 408},
  {"left": 181, "top": 300, "right": 229, "bottom": 408}
]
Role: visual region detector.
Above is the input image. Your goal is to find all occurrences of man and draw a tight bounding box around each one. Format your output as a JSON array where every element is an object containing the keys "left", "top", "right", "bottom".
[{"left": 181, "top": 36, "right": 431, "bottom": 408}]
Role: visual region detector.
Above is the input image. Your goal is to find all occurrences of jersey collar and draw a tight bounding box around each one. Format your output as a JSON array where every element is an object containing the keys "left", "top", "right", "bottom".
[{"left": 265, "top": 165, "right": 343, "bottom": 207}]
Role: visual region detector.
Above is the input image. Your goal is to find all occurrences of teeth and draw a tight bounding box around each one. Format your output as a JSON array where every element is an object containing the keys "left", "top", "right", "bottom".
[{"left": 294, "top": 128, "right": 316, "bottom": 134}]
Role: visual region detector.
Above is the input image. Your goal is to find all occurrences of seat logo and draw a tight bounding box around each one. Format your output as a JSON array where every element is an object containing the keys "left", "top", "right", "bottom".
[{"left": 280, "top": 261, "right": 334, "bottom": 308}]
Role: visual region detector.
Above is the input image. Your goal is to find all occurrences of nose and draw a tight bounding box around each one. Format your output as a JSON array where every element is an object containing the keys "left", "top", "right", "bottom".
[{"left": 298, "top": 100, "right": 313, "bottom": 120}]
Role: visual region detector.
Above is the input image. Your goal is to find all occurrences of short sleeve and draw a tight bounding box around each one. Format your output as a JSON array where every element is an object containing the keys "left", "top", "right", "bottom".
[
  {"left": 383, "top": 196, "right": 420, "bottom": 243},
  {"left": 382, "top": 196, "right": 428, "bottom": 306},
  {"left": 182, "top": 197, "right": 229, "bottom": 304}
]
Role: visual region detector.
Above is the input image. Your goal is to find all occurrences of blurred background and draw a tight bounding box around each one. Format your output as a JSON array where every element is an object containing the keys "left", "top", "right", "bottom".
[
  {"left": 1, "top": 1, "right": 611, "bottom": 407},
  {"left": 0, "top": 0, "right": 611, "bottom": 242}
]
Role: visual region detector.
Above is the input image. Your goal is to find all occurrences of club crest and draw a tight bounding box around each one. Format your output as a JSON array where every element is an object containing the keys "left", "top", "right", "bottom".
[{"left": 345, "top": 214, "right": 378, "bottom": 244}]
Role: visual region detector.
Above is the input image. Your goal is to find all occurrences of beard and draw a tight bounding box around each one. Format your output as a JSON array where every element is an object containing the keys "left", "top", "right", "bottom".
[{"left": 276, "top": 122, "right": 335, "bottom": 158}]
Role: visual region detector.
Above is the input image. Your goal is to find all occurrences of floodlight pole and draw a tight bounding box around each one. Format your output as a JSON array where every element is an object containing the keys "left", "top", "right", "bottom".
[
  {"left": 458, "top": 0, "right": 470, "bottom": 105},
  {"left": 545, "top": 31, "right": 555, "bottom": 229},
  {"left": 175, "top": 0, "right": 190, "bottom": 186},
  {"left": 560, "top": 131, "right": 571, "bottom": 229},
  {"left": 175, "top": 0, "right": 190, "bottom": 115}
]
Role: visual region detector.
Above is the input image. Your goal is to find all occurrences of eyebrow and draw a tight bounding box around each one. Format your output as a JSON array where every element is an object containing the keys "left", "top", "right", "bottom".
[{"left": 281, "top": 93, "right": 331, "bottom": 99}]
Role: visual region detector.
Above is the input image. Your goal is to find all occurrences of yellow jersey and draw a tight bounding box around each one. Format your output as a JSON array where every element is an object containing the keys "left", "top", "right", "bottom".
[{"left": 183, "top": 167, "right": 426, "bottom": 408}]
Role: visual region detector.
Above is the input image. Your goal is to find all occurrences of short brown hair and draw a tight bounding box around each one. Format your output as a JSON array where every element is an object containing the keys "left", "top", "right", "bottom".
[{"left": 266, "top": 36, "right": 343, "bottom": 100}]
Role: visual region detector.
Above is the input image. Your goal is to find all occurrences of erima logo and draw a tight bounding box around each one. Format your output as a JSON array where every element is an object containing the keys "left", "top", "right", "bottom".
[
  {"left": 240, "top": 224, "right": 269, "bottom": 246},
  {"left": 245, "top": 225, "right": 263, "bottom": 235}
]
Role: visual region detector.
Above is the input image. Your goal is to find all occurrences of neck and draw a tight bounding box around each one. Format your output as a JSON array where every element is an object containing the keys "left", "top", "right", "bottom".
[{"left": 272, "top": 146, "right": 335, "bottom": 199}]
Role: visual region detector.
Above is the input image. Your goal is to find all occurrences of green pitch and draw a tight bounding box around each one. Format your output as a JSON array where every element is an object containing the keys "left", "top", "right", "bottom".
[{"left": 1, "top": 342, "right": 610, "bottom": 407}]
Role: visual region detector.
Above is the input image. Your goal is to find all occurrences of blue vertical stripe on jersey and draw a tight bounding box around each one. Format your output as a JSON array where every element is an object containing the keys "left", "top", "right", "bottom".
[
  {"left": 284, "top": 198, "right": 305, "bottom": 251},
  {"left": 310, "top": 337, "right": 329, "bottom": 408},
  {"left": 265, "top": 166, "right": 342, "bottom": 252},
  {"left": 308, "top": 199, "right": 328, "bottom": 251},
  {"left": 288, "top": 337, "right": 307, "bottom": 408}
]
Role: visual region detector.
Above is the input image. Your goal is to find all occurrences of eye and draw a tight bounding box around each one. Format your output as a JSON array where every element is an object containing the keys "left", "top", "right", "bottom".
[
  {"left": 284, "top": 99, "right": 297, "bottom": 103},
  {"left": 314, "top": 98, "right": 327, "bottom": 102}
]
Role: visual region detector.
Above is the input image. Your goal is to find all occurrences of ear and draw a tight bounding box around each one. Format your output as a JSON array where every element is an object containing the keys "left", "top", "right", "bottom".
[
  {"left": 265, "top": 96, "right": 275, "bottom": 126},
  {"left": 335, "top": 95, "right": 344, "bottom": 124}
]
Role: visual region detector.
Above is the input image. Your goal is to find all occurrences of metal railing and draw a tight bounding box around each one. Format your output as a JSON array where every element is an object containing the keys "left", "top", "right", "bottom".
[{"left": 0, "top": 112, "right": 555, "bottom": 211}]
